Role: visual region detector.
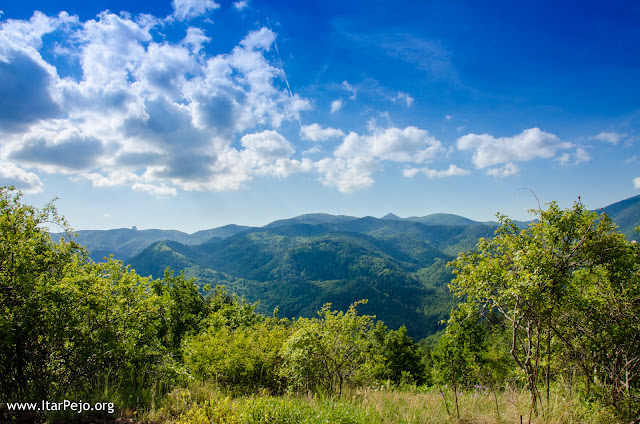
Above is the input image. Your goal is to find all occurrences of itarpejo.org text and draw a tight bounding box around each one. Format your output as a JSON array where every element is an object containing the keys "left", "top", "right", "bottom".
[{"left": 7, "top": 400, "right": 115, "bottom": 414}]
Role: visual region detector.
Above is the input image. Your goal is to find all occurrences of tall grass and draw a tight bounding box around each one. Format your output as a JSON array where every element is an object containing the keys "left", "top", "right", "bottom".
[{"left": 144, "top": 382, "right": 621, "bottom": 424}]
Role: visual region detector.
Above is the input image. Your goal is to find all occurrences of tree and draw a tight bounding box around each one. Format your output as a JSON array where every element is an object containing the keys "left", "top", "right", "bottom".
[
  {"left": 153, "top": 269, "right": 210, "bottom": 354},
  {"left": 0, "top": 187, "right": 177, "bottom": 405},
  {"left": 449, "top": 200, "right": 640, "bottom": 417},
  {"left": 279, "top": 301, "right": 374, "bottom": 395},
  {"left": 368, "top": 322, "right": 425, "bottom": 385},
  {"left": 0, "top": 187, "right": 84, "bottom": 399}
]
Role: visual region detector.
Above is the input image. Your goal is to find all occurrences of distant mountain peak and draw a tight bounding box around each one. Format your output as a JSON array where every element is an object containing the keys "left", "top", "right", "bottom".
[{"left": 381, "top": 213, "right": 403, "bottom": 221}]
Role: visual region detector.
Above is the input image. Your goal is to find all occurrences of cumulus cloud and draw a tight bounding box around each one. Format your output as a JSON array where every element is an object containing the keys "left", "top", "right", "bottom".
[
  {"left": 335, "top": 126, "right": 444, "bottom": 163},
  {"left": 300, "top": 123, "right": 345, "bottom": 142},
  {"left": 0, "top": 11, "right": 312, "bottom": 194},
  {"left": 316, "top": 156, "right": 379, "bottom": 193},
  {"left": 172, "top": 0, "right": 220, "bottom": 21},
  {"left": 574, "top": 147, "right": 591, "bottom": 164},
  {"left": 403, "top": 164, "right": 469, "bottom": 179},
  {"left": 593, "top": 131, "right": 626, "bottom": 144},
  {"left": 330, "top": 99, "right": 343, "bottom": 114},
  {"left": 556, "top": 153, "right": 570, "bottom": 166},
  {"left": 556, "top": 147, "right": 591, "bottom": 166},
  {"left": 486, "top": 163, "right": 519, "bottom": 178},
  {"left": 0, "top": 50, "right": 61, "bottom": 132},
  {"left": 634, "top": 177, "right": 640, "bottom": 190},
  {"left": 7, "top": 129, "right": 105, "bottom": 172},
  {"left": 457, "top": 128, "right": 573, "bottom": 170},
  {"left": 316, "top": 126, "right": 445, "bottom": 192},
  {"left": 0, "top": 160, "right": 43, "bottom": 193},
  {"left": 233, "top": 1, "right": 249, "bottom": 11}
]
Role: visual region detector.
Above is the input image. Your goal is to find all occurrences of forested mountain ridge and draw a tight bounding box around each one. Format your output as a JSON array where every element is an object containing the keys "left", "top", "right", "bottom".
[
  {"left": 58, "top": 194, "right": 640, "bottom": 263},
  {"left": 127, "top": 223, "right": 459, "bottom": 339},
  {"left": 51, "top": 224, "right": 253, "bottom": 261},
  {"left": 55, "top": 195, "right": 640, "bottom": 340}
]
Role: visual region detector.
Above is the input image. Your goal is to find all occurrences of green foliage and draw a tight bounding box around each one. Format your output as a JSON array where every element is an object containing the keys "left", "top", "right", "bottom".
[
  {"left": 0, "top": 187, "right": 194, "bottom": 410},
  {"left": 449, "top": 199, "right": 640, "bottom": 417},
  {"left": 183, "top": 322, "right": 289, "bottom": 394},
  {"left": 368, "top": 323, "right": 426, "bottom": 385},
  {"left": 1, "top": 187, "right": 84, "bottom": 400},
  {"left": 279, "top": 301, "right": 374, "bottom": 395},
  {"left": 153, "top": 268, "right": 210, "bottom": 353}
]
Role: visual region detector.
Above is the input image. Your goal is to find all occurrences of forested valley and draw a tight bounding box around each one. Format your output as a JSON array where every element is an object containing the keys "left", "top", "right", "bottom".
[{"left": 2, "top": 186, "right": 640, "bottom": 424}]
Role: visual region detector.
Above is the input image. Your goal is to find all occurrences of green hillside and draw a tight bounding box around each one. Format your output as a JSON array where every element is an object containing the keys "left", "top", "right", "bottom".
[
  {"left": 600, "top": 194, "right": 640, "bottom": 240},
  {"left": 125, "top": 194, "right": 640, "bottom": 340},
  {"left": 127, "top": 223, "right": 458, "bottom": 339},
  {"left": 52, "top": 224, "right": 252, "bottom": 261}
]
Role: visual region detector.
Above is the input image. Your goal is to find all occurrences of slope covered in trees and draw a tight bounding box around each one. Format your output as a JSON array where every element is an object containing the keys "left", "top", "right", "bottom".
[
  {"left": 3, "top": 186, "right": 640, "bottom": 423},
  {"left": 127, "top": 225, "right": 458, "bottom": 339}
]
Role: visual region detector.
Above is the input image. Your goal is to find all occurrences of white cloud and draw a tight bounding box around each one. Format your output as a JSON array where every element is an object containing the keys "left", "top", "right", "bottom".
[
  {"left": 335, "top": 126, "right": 444, "bottom": 163},
  {"left": 574, "top": 147, "right": 591, "bottom": 164},
  {"left": 556, "top": 153, "right": 570, "bottom": 166},
  {"left": 555, "top": 148, "right": 590, "bottom": 166},
  {"left": 593, "top": 131, "right": 626, "bottom": 144},
  {"left": 132, "top": 182, "right": 178, "bottom": 196},
  {"left": 0, "top": 160, "right": 43, "bottom": 193},
  {"left": 457, "top": 128, "right": 572, "bottom": 169},
  {"left": 183, "top": 27, "right": 210, "bottom": 53},
  {"left": 403, "top": 164, "right": 469, "bottom": 179},
  {"left": 342, "top": 80, "right": 356, "bottom": 99},
  {"left": 316, "top": 156, "right": 379, "bottom": 193},
  {"left": 392, "top": 91, "right": 414, "bottom": 107},
  {"left": 300, "top": 123, "right": 345, "bottom": 142},
  {"left": 0, "top": 12, "right": 312, "bottom": 193},
  {"left": 634, "top": 177, "right": 640, "bottom": 190},
  {"left": 303, "top": 146, "right": 321, "bottom": 155},
  {"left": 330, "top": 99, "right": 343, "bottom": 114},
  {"left": 486, "top": 162, "right": 519, "bottom": 178},
  {"left": 233, "top": 1, "right": 249, "bottom": 11},
  {"left": 240, "top": 130, "right": 294, "bottom": 162},
  {"left": 316, "top": 126, "right": 445, "bottom": 192},
  {"left": 82, "top": 171, "right": 138, "bottom": 188},
  {"left": 172, "top": 0, "right": 220, "bottom": 21}
]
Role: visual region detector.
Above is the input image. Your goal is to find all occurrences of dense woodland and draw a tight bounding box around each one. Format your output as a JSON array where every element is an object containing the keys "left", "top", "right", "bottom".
[{"left": 2, "top": 185, "right": 640, "bottom": 423}]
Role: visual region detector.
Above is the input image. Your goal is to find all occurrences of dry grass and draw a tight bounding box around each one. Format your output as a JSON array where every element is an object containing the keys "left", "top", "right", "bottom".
[{"left": 142, "top": 383, "right": 621, "bottom": 424}]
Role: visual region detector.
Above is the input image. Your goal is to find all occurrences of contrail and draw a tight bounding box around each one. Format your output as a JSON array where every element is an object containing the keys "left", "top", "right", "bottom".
[{"left": 267, "top": 17, "right": 303, "bottom": 130}]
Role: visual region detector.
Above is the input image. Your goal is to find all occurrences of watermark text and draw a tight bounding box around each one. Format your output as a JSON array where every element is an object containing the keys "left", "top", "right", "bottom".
[{"left": 7, "top": 400, "right": 114, "bottom": 414}]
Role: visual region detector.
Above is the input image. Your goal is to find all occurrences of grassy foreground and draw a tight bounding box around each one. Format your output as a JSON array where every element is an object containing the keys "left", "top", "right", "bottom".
[{"left": 136, "top": 383, "right": 619, "bottom": 424}]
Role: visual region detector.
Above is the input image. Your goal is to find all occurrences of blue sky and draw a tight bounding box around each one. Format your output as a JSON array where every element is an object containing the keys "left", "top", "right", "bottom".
[{"left": 1, "top": 0, "right": 639, "bottom": 232}]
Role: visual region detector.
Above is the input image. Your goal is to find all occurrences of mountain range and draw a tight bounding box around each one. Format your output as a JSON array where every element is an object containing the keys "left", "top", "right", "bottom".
[{"left": 54, "top": 195, "right": 640, "bottom": 340}]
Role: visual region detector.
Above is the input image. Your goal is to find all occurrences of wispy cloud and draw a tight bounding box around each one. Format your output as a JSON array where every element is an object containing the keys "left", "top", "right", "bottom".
[
  {"left": 232, "top": 1, "right": 249, "bottom": 11},
  {"left": 330, "top": 98, "right": 343, "bottom": 114},
  {"left": 172, "top": 0, "right": 220, "bottom": 21},
  {"left": 300, "top": 123, "right": 345, "bottom": 142},
  {"left": 592, "top": 131, "right": 627, "bottom": 144},
  {"left": 486, "top": 163, "right": 519, "bottom": 178},
  {"left": 342, "top": 80, "right": 357, "bottom": 99},
  {"left": 403, "top": 164, "right": 469, "bottom": 179},
  {"left": 391, "top": 91, "right": 414, "bottom": 107}
]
